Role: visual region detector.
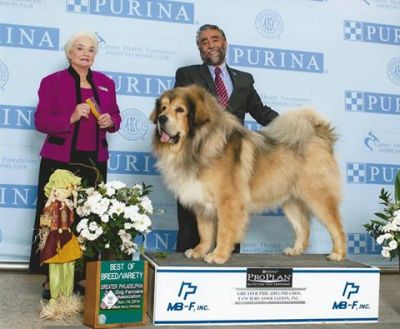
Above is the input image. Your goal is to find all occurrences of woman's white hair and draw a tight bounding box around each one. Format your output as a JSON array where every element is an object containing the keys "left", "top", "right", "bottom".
[{"left": 64, "top": 31, "right": 99, "bottom": 59}]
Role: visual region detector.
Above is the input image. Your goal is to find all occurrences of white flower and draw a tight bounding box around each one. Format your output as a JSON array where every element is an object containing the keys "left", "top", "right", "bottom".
[
  {"left": 105, "top": 243, "right": 110, "bottom": 249},
  {"left": 381, "top": 222, "right": 399, "bottom": 233},
  {"left": 383, "top": 233, "right": 394, "bottom": 239},
  {"left": 95, "top": 227, "right": 103, "bottom": 236},
  {"left": 140, "top": 196, "right": 153, "bottom": 214},
  {"left": 105, "top": 186, "right": 115, "bottom": 197},
  {"left": 76, "top": 203, "right": 91, "bottom": 217},
  {"left": 108, "top": 180, "right": 126, "bottom": 190},
  {"left": 381, "top": 247, "right": 391, "bottom": 258},
  {"left": 88, "top": 221, "right": 99, "bottom": 232},
  {"left": 124, "top": 205, "right": 139, "bottom": 220},
  {"left": 388, "top": 239, "right": 398, "bottom": 250},
  {"left": 133, "top": 184, "right": 143, "bottom": 192},
  {"left": 76, "top": 218, "right": 89, "bottom": 233},
  {"left": 376, "top": 235, "right": 385, "bottom": 245},
  {"left": 101, "top": 214, "right": 110, "bottom": 223},
  {"left": 109, "top": 200, "right": 126, "bottom": 216},
  {"left": 85, "top": 187, "right": 95, "bottom": 196},
  {"left": 86, "top": 192, "right": 102, "bottom": 208},
  {"left": 392, "top": 215, "right": 400, "bottom": 226},
  {"left": 133, "top": 214, "right": 152, "bottom": 232}
]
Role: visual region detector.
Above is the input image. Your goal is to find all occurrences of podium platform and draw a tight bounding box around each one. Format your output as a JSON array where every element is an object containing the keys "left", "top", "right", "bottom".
[{"left": 144, "top": 252, "right": 379, "bottom": 326}]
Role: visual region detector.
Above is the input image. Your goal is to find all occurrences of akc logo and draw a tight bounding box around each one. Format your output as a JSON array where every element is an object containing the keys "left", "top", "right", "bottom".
[
  {"left": 387, "top": 57, "right": 400, "bottom": 86},
  {"left": 120, "top": 108, "right": 148, "bottom": 140},
  {"left": 255, "top": 9, "right": 283, "bottom": 39},
  {"left": 0, "top": 61, "right": 8, "bottom": 90}
]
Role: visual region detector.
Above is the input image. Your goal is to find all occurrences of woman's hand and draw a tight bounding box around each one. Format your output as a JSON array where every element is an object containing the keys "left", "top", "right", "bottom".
[
  {"left": 98, "top": 113, "right": 114, "bottom": 129},
  {"left": 70, "top": 103, "right": 90, "bottom": 124}
]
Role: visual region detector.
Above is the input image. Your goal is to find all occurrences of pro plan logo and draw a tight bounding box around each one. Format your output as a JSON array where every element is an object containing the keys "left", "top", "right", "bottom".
[
  {"left": 166, "top": 281, "right": 209, "bottom": 312},
  {"left": 255, "top": 9, "right": 283, "bottom": 39},
  {"left": 246, "top": 268, "right": 293, "bottom": 288}
]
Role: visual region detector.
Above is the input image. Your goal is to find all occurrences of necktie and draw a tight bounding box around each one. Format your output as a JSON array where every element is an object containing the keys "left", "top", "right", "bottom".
[{"left": 214, "top": 67, "right": 229, "bottom": 108}]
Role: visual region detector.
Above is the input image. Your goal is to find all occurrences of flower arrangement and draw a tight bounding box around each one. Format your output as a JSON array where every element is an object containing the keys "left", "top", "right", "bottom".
[
  {"left": 74, "top": 181, "right": 153, "bottom": 260},
  {"left": 364, "top": 171, "right": 400, "bottom": 266}
]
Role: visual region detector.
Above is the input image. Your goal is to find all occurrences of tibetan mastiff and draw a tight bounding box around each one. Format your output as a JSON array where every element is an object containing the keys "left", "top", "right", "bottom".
[{"left": 150, "top": 85, "right": 345, "bottom": 264}]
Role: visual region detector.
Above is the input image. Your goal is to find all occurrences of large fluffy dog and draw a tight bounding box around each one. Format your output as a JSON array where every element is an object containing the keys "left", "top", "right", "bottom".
[{"left": 150, "top": 85, "right": 346, "bottom": 264}]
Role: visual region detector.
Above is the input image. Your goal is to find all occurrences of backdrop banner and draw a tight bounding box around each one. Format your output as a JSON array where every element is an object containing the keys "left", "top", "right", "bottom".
[{"left": 0, "top": 0, "right": 399, "bottom": 267}]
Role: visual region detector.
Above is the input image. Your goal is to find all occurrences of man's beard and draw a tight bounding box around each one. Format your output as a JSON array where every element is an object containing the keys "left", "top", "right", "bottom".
[{"left": 201, "top": 47, "right": 226, "bottom": 66}]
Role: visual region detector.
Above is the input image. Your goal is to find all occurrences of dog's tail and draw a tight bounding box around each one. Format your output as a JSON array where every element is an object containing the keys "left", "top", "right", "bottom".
[{"left": 265, "top": 108, "right": 337, "bottom": 150}]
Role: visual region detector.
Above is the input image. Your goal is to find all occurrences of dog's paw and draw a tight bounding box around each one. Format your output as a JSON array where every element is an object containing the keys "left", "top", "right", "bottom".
[
  {"left": 184, "top": 248, "right": 205, "bottom": 259},
  {"left": 203, "top": 252, "right": 229, "bottom": 264},
  {"left": 283, "top": 247, "right": 303, "bottom": 256},
  {"left": 327, "top": 252, "right": 345, "bottom": 261}
]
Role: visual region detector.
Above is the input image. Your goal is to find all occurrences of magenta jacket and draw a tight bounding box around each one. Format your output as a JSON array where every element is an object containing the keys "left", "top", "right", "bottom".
[{"left": 35, "top": 68, "right": 121, "bottom": 162}]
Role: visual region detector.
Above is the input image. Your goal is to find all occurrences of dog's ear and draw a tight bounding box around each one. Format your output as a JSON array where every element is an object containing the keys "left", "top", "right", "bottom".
[
  {"left": 149, "top": 98, "right": 161, "bottom": 124},
  {"left": 188, "top": 86, "right": 210, "bottom": 126}
]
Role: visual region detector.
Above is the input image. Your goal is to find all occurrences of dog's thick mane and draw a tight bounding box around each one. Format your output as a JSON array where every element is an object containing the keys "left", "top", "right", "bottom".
[{"left": 151, "top": 85, "right": 338, "bottom": 187}]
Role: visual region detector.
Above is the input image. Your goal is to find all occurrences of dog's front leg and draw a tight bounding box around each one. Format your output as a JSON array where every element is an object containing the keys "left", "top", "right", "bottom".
[
  {"left": 184, "top": 214, "right": 215, "bottom": 260},
  {"left": 204, "top": 202, "right": 248, "bottom": 264}
]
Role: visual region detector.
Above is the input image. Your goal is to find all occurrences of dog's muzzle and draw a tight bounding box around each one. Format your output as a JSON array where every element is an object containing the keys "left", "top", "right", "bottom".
[{"left": 157, "top": 115, "right": 180, "bottom": 144}]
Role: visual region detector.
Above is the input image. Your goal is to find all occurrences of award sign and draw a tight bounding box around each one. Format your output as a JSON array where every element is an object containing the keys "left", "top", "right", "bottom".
[{"left": 84, "top": 260, "right": 148, "bottom": 328}]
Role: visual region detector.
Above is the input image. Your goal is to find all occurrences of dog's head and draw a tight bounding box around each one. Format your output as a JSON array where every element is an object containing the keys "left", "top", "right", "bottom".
[{"left": 150, "top": 85, "right": 220, "bottom": 146}]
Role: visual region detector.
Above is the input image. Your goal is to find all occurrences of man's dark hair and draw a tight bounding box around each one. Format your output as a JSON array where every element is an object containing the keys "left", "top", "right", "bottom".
[{"left": 196, "top": 24, "right": 226, "bottom": 46}]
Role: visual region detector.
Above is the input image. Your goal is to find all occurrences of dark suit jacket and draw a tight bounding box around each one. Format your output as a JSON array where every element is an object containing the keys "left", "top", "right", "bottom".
[{"left": 174, "top": 63, "right": 278, "bottom": 125}]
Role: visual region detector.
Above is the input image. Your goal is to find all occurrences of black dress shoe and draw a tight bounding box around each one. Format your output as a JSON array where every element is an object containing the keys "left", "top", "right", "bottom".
[
  {"left": 74, "top": 284, "right": 85, "bottom": 296},
  {"left": 42, "top": 288, "right": 51, "bottom": 300}
]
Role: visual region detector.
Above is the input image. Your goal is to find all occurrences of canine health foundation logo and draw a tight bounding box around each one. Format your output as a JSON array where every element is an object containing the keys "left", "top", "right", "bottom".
[
  {"left": 0, "top": 23, "right": 59, "bottom": 50},
  {"left": 345, "top": 90, "right": 400, "bottom": 115},
  {"left": 120, "top": 108, "right": 148, "bottom": 140},
  {"left": 387, "top": 57, "right": 400, "bottom": 86},
  {"left": 66, "top": 0, "right": 194, "bottom": 24},
  {"left": 255, "top": 9, "right": 283, "bottom": 39},
  {"left": 346, "top": 162, "right": 400, "bottom": 184},
  {"left": 344, "top": 20, "right": 400, "bottom": 45},
  {"left": 363, "top": 130, "right": 400, "bottom": 154},
  {"left": 228, "top": 45, "right": 323, "bottom": 73}
]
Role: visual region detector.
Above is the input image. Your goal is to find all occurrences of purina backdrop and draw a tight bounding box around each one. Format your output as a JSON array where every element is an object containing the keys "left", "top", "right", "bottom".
[{"left": 0, "top": 0, "right": 399, "bottom": 267}]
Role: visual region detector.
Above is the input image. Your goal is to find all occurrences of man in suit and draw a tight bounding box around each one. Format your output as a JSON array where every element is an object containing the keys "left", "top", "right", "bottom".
[{"left": 174, "top": 24, "right": 279, "bottom": 253}]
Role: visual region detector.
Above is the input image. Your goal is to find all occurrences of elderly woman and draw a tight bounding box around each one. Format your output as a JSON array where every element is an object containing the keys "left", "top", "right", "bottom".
[{"left": 29, "top": 31, "right": 121, "bottom": 298}]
